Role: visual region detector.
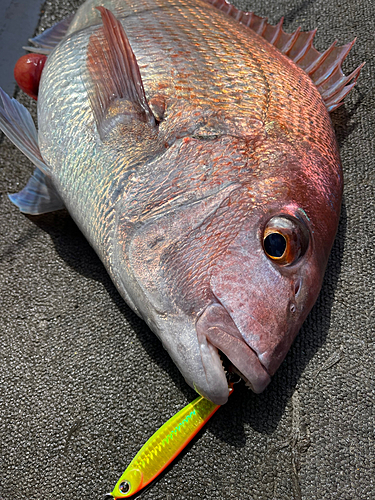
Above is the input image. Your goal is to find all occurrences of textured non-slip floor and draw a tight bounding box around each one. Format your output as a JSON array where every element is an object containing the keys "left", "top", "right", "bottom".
[{"left": 0, "top": 0, "right": 374, "bottom": 499}]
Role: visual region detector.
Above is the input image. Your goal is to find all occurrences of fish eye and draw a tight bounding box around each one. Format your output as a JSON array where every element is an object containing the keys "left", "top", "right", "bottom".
[
  {"left": 264, "top": 232, "right": 287, "bottom": 259},
  {"left": 263, "top": 216, "right": 309, "bottom": 265},
  {"left": 119, "top": 481, "right": 131, "bottom": 494}
]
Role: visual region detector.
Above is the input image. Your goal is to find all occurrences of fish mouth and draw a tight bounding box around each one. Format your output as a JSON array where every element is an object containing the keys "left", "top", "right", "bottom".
[{"left": 196, "top": 302, "right": 271, "bottom": 397}]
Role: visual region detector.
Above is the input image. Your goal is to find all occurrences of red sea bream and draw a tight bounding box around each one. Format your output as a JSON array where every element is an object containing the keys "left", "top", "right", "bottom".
[{"left": 0, "top": 0, "right": 362, "bottom": 404}]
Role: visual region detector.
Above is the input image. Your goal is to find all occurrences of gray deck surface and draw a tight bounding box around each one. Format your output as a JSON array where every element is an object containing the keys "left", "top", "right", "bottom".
[{"left": 0, "top": 0, "right": 374, "bottom": 499}]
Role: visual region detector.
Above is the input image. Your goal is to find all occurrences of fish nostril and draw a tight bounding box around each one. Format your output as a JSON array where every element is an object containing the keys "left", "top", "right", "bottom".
[{"left": 294, "top": 278, "right": 302, "bottom": 297}]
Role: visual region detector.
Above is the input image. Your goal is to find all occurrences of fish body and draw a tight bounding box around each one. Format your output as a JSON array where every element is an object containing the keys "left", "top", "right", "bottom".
[{"left": 0, "top": 0, "right": 361, "bottom": 404}]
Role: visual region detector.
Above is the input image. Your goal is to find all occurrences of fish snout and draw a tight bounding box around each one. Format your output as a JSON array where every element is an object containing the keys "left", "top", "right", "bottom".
[
  {"left": 196, "top": 303, "right": 272, "bottom": 394},
  {"left": 238, "top": 312, "right": 297, "bottom": 377},
  {"left": 256, "top": 334, "right": 295, "bottom": 377},
  {"left": 208, "top": 253, "right": 304, "bottom": 390}
]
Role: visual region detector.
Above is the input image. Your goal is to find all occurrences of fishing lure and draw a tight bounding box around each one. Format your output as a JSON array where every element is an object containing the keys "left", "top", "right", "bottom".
[{"left": 106, "top": 387, "right": 233, "bottom": 498}]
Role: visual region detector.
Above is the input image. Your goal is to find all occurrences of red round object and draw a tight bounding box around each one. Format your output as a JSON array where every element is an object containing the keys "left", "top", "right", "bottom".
[{"left": 14, "top": 53, "right": 47, "bottom": 101}]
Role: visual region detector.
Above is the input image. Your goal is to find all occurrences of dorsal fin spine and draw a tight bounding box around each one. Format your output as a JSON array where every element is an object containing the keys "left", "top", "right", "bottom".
[
  {"left": 257, "top": 18, "right": 268, "bottom": 36},
  {"left": 302, "top": 42, "right": 336, "bottom": 76},
  {"left": 321, "top": 64, "right": 364, "bottom": 101},
  {"left": 267, "top": 18, "right": 284, "bottom": 46},
  {"left": 314, "top": 41, "right": 355, "bottom": 86},
  {"left": 252, "top": 16, "right": 268, "bottom": 34},
  {"left": 325, "top": 80, "right": 359, "bottom": 111},
  {"left": 281, "top": 27, "right": 301, "bottom": 55},
  {"left": 292, "top": 30, "right": 317, "bottom": 64},
  {"left": 203, "top": 0, "right": 363, "bottom": 111}
]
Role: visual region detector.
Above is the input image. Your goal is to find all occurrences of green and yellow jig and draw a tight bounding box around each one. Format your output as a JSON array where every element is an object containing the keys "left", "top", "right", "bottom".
[{"left": 107, "top": 387, "right": 233, "bottom": 498}]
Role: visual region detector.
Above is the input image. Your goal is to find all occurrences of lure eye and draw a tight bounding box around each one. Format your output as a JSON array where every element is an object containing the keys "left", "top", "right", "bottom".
[
  {"left": 263, "top": 216, "right": 309, "bottom": 266},
  {"left": 119, "top": 481, "right": 131, "bottom": 494}
]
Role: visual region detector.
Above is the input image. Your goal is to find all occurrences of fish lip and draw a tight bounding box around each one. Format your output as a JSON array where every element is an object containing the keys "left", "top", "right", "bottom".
[
  {"left": 206, "top": 328, "right": 271, "bottom": 393},
  {"left": 194, "top": 331, "right": 230, "bottom": 405},
  {"left": 196, "top": 301, "right": 272, "bottom": 394}
]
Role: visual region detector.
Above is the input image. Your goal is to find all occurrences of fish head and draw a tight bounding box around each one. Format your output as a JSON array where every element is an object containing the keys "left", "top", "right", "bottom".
[
  {"left": 198, "top": 203, "right": 325, "bottom": 394},
  {"left": 114, "top": 111, "right": 342, "bottom": 405}
]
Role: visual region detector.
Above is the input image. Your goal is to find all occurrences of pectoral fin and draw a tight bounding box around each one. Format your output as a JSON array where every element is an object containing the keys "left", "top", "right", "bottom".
[{"left": 86, "top": 7, "right": 156, "bottom": 139}]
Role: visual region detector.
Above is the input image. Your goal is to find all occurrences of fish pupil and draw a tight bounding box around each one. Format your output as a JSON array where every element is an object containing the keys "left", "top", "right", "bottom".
[{"left": 264, "top": 233, "right": 287, "bottom": 258}]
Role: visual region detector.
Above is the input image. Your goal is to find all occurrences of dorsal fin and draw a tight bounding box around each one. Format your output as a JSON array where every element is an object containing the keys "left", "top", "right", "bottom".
[
  {"left": 86, "top": 7, "right": 156, "bottom": 138},
  {"left": 205, "top": 0, "right": 364, "bottom": 112},
  {"left": 24, "top": 14, "right": 74, "bottom": 55}
]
